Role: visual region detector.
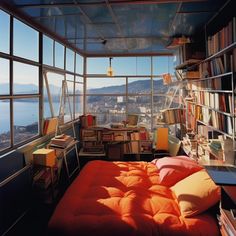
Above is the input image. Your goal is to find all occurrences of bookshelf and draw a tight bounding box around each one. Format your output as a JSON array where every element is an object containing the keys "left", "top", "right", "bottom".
[
  {"left": 175, "top": 2, "right": 236, "bottom": 164},
  {"left": 79, "top": 126, "right": 152, "bottom": 160}
]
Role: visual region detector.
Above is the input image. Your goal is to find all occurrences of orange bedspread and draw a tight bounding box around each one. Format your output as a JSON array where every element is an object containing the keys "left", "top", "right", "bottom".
[{"left": 48, "top": 161, "right": 219, "bottom": 236}]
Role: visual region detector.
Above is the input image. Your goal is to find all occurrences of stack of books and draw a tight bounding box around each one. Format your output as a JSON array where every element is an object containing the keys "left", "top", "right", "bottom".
[{"left": 50, "top": 134, "right": 74, "bottom": 148}]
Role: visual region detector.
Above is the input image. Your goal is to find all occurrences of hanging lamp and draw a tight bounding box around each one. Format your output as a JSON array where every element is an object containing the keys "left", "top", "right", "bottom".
[{"left": 107, "top": 57, "right": 114, "bottom": 76}]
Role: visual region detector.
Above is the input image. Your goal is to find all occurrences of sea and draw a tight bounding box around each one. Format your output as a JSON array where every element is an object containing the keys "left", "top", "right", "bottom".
[{"left": 0, "top": 101, "right": 61, "bottom": 133}]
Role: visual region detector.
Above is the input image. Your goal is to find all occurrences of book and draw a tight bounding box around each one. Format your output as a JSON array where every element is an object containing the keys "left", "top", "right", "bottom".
[
  {"left": 43, "top": 117, "right": 58, "bottom": 135},
  {"left": 50, "top": 134, "right": 74, "bottom": 148}
]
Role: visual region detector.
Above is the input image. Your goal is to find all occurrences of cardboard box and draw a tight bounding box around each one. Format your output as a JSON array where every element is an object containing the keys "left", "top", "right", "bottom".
[{"left": 33, "top": 148, "right": 56, "bottom": 167}]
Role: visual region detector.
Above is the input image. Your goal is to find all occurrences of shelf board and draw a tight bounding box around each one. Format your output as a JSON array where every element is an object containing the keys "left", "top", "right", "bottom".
[
  {"left": 175, "top": 59, "right": 201, "bottom": 70},
  {"left": 186, "top": 89, "right": 233, "bottom": 93},
  {"left": 205, "top": 42, "right": 236, "bottom": 62},
  {"left": 196, "top": 120, "right": 233, "bottom": 138}
]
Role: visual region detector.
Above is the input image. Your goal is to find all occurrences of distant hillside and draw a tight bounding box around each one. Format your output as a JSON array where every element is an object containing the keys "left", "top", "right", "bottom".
[{"left": 88, "top": 79, "right": 167, "bottom": 94}]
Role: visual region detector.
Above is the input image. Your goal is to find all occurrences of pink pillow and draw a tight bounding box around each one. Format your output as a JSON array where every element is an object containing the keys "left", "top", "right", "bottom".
[{"left": 154, "top": 156, "right": 203, "bottom": 186}]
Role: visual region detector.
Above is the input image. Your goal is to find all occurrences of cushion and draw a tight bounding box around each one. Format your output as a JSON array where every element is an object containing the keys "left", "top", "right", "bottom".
[
  {"left": 171, "top": 169, "right": 221, "bottom": 217},
  {"left": 153, "top": 156, "right": 203, "bottom": 186}
]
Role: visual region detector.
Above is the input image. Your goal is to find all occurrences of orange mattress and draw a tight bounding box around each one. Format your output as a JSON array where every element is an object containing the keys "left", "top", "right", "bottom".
[{"left": 48, "top": 161, "right": 219, "bottom": 236}]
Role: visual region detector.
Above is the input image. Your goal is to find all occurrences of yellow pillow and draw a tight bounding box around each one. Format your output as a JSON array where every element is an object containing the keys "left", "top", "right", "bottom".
[{"left": 171, "top": 169, "right": 220, "bottom": 217}]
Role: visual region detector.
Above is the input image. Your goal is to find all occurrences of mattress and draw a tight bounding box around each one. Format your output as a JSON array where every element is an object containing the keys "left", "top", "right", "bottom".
[{"left": 48, "top": 160, "right": 219, "bottom": 236}]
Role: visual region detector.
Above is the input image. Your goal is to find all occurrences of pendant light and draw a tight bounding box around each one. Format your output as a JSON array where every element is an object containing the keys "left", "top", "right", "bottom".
[{"left": 107, "top": 57, "right": 114, "bottom": 76}]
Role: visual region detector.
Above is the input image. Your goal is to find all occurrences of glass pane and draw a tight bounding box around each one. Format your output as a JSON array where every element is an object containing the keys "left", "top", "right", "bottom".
[
  {"left": 43, "top": 72, "right": 63, "bottom": 119},
  {"left": 0, "top": 99, "right": 11, "bottom": 150},
  {"left": 128, "top": 78, "right": 151, "bottom": 94},
  {"left": 13, "top": 19, "right": 39, "bottom": 61},
  {"left": 87, "top": 58, "right": 107, "bottom": 74},
  {"left": 113, "top": 57, "right": 136, "bottom": 75},
  {"left": 127, "top": 96, "right": 151, "bottom": 113},
  {"left": 87, "top": 96, "right": 126, "bottom": 120},
  {"left": 75, "top": 95, "right": 83, "bottom": 118},
  {"left": 64, "top": 96, "right": 73, "bottom": 123},
  {"left": 75, "top": 82, "right": 83, "bottom": 95},
  {"left": 153, "top": 56, "right": 175, "bottom": 75},
  {"left": 136, "top": 57, "right": 151, "bottom": 75},
  {"left": 13, "top": 98, "right": 39, "bottom": 144},
  {"left": 89, "top": 113, "right": 126, "bottom": 125},
  {"left": 55, "top": 42, "right": 64, "bottom": 69},
  {"left": 0, "top": 58, "right": 10, "bottom": 95},
  {"left": 66, "top": 80, "right": 74, "bottom": 95},
  {"left": 153, "top": 78, "right": 168, "bottom": 94},
  {"left": 153, "top": 95, "right": 168, "bottom": 113},
  {"left": 43, "top": 35, "right": 53, "bottom": 66},
  {"left": 66, "top": 48, "right": 75, "bottom": 72},
  {"left": 0, "top": 10, "right": 10, "bottom": 54},
  {"left": 13, "top": 61, "right": 39, "bottom": 94},
  {"left": 87, "top": 78, "right": 126, "bottom": 94},
  {"left": 76, "top": 53, "right": 83, "bottom": 74}
]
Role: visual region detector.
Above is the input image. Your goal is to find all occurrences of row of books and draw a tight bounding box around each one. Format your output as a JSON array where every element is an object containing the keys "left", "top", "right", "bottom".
[
  {"left": 43, "top": 117, "right": 58, "bottom": 135},
  {"left": 161, "top": 108, "right": 185, "bottom": 124},
  {"left": 199, "top": 55, "right": 233, "bottom": 78},
  {"left": 124, "top": 140, "right": 152, "bottom": 154},
  {"left": 194, "top": 91, "right": 233, "bottom": 114},
  {"left": 187, "top": 75, "right": 232, "bottom": 91},
  {"left": 207, "top": 17, "right": 236, "bottom": 56},
  {"left": 220, "top": 208, "right": 236, "bottom": 236},
  {"left": 33, "top": 167, "right": 58, "bottom": 190},
  {"left": 80, "top": 114, "right": 96, "bottom": 128}
]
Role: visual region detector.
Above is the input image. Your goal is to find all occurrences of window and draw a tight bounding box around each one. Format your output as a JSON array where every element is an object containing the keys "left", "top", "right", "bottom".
[
  {"left": 76, "top": 53, "right": 83, "bottom": 75},
  {"left": 43, "top": 35, "right": 54, "bottom": 66},
  {"left": 55, "top": 42, "right": 64, "bottom": 69},
  {"left": 43, "top": 72, "right": 64, "bottom": 119},
  {"left": 153, "top": 56, "right": 175, "bottom": 75},
  {"left": 13, "top": 98, "right": 39, "bottom": 145},
  {"left": 66, "top": 48, "right": 75, "bottom": 72},
  {"left": 0, "top": 99, "right": 10, "bottom": 151},
  {"left": 13, "top": 19, "right": 39, "bottom": 62},
  {"left": 0, "top": 10, "right": 10, "bottom": 54},
  {"left": 13, "top": 61, "right": 39, "bottom": 94},
  {"left": 0, "top": 58, "right": 10, "bottom": 95}
]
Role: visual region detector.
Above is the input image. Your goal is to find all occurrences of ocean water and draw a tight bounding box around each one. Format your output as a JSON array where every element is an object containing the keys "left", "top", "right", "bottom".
[{"left": 0, "top": 101, "right": 61, "bottom": 133}]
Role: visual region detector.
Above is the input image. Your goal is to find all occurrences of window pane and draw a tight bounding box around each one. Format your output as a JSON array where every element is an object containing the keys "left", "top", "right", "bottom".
[
  {"left": 153, "top": 95, "right": 167, "bottom": 113},
  {"left": 87, "top": 78, "right": 126, "bottom": 94},
  {"left": 66, "top": 80, "right": 74, "bottom": 95},
  {"left": 89, "top": 113, "right": 126, "bottom": 125},
  {"left": 13, "top": 19, "right": 39, "bottom": 61},
  {"left": 55, "top": 42, "right": 64, "bottom": 69},
  {"left": 0, "top": 10, "right": 10, "bottom": 54},
  {"left": 0, "top": 100, "right": 11, "bottom": 150},
  {"left": 76, "top": 53, "right": 83, "bottom": 74},
  {"left": 87, "top": 58, "right": 107, "bottom": 74},
  {"left": 136, "top": 57, "right": 151, "bottom": 75},
  {"left": 43, "top": 72, "right": 63, "bottom": 119},
  {"left": 113, "top": 57, "right": 136, "bottom": 75},
  {"left": 127, "top": 96, "right": 151, "bottom": 113},
  {"left": 13, "top": 98, "right": 39, "bottom": 144},
  {"left": 75, "top": 95, "right": 83, "bottom": 118},
  {"left": 64, "top": 96, "right": 73, "bottom": 123},
  {"left": 66, "top": 48, "right": 75, "bottom": 72},
  {"left": 153, "top": 56, "right": 175, "bottom": 75},
  {"left": 87, "top": 95, "right": 126, "bottom": 117},
  {"left": 128, "top": 78, "right": 151, "bottom": 94},
  {"left": 43, "top": 35, "right": 53, "bottom": 66},
  {"left": 0, "top": 58, "right": 10, "bottom": 95},
  {"left": 153, "top": 78, "right": 168, "bottom": 93},
  {"left": 75, "top": 82, "right": 83, "bottom": 95},
  {"left": 13, "top": 61, "right": 39, "bottom": 94}
]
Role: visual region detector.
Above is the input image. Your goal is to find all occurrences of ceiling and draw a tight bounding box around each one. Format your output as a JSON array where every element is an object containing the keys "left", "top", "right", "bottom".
[{"left": 0, "top": 0, "right": 228, "bottom": 56}]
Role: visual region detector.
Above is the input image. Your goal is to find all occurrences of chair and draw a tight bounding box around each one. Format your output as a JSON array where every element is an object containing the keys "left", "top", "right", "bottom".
[{"left": 153, "top": 127, "right": 170, "bottom": 158}]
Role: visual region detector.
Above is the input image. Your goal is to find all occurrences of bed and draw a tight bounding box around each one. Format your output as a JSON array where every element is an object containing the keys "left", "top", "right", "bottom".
[{"left": 48, "top": 157, "right": 220, "bottom": 236}]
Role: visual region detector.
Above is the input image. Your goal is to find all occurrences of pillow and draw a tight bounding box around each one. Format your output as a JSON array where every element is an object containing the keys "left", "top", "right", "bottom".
[
  {"left": 171, "top": 169, "right": 220, "bottom": 217},
  {"left": 153, "top": 156, "right": 203, "bottom": 186}
]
